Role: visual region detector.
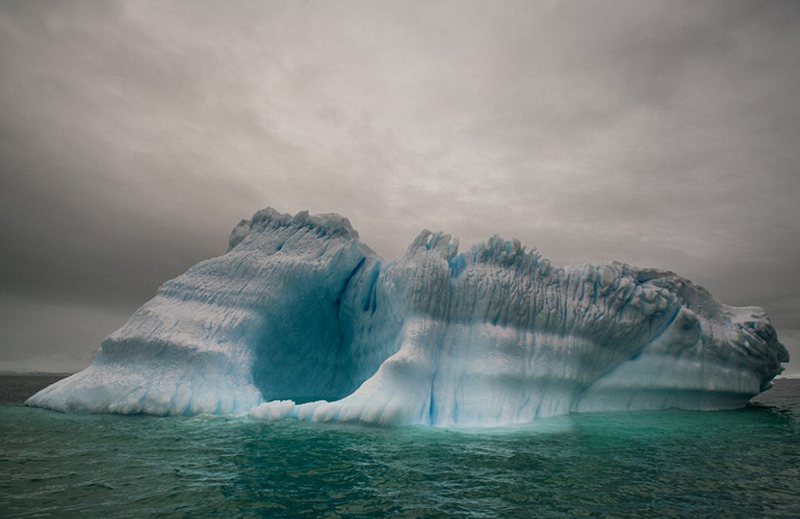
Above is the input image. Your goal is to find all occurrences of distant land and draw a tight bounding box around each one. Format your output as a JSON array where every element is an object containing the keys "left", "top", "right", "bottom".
[{"left": 0, "top": 354, "right": 88, "bottom": 375}]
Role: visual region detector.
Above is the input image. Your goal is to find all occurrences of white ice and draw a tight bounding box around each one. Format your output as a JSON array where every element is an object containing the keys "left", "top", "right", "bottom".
[{"left": 28, "top": 209, "right": 789, "bottom": 427}]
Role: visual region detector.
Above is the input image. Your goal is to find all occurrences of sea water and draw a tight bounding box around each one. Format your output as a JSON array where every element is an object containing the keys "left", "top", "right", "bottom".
[{"left": 1, "top": 375, "right": 798, "bottom": 518}]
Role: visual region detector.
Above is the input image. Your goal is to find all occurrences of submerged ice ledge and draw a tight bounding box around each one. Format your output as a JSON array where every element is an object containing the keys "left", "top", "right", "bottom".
[{"left": 27, "top": 208, "right": 789, "bottom": 427}]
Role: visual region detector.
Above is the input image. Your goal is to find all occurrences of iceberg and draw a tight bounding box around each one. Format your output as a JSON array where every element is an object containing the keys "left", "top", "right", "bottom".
[{"left": 27, "top": 208, "right": 789, "bottom": 427}]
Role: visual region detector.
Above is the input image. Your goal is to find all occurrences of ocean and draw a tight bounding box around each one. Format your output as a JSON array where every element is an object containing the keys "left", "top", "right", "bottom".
[{"left": 1, "top": 375, "right": 798, "bottom": 518}]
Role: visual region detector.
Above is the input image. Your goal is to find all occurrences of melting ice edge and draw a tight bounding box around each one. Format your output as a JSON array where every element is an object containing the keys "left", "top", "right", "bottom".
[{"left": 28, "top": 208, "right": 789, "bottom": 427}]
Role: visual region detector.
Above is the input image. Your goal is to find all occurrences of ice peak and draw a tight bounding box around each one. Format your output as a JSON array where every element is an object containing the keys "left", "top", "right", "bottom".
[
  {"left": 407, "top": 230, "right": 459, "bottom": 259},
  {"left": 468, "top": 235, "right": 546, "bottom": 271},
  {"left": 228, "top": 207, "right": 359, "bottom": 251}
]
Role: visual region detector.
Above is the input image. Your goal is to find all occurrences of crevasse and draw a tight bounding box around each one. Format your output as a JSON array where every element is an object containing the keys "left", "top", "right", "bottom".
[{"left": 27, "top": 208, "right": 789, "bottom": 427}]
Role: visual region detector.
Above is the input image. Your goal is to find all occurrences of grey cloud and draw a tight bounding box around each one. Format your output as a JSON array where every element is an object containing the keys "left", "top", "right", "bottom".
[{"left": 0, "top": 0, "right": 798, "bottom": 367}]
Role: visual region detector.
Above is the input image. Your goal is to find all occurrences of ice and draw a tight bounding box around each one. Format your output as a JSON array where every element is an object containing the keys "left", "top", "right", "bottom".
[
  {"left": 28, "top": 209, "right": 397, "bottom": 415},
  {"left": 28, "top": 208, "right": 789, "bottom": 427}
]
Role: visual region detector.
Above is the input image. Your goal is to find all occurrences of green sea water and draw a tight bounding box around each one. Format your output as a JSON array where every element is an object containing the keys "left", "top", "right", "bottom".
[{"left": 1, "top": 376, "right": 798, "bottom": 518}]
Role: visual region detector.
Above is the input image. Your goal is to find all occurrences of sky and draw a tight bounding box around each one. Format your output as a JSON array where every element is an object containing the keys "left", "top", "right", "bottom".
[{"left": 1, "top": 0, "right": 799, "bottom": 374}]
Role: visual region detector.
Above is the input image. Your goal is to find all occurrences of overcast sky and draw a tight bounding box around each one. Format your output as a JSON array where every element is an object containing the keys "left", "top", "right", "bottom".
[{"left": 1, "top": 0, "right": 799, "bottom": 373}]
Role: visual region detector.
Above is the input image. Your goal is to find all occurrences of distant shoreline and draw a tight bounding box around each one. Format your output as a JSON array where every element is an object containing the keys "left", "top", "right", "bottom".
[{"left": 0, "top": 371, "right": 74, "bottom": 377}]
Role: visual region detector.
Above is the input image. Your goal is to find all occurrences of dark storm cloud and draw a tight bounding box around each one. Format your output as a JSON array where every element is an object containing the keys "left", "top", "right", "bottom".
[{"left": 1, "top": 1, "right": 799, "bottom": 368}]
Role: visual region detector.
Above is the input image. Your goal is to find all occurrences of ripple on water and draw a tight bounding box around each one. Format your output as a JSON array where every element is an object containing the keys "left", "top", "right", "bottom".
[{"left": 1, "top": 381, "right": 799, "bottom": 517}]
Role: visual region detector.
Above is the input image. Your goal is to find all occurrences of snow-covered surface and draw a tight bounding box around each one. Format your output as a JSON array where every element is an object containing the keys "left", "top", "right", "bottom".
[{"left": 27, "top": 209, "right": 789, "bottom": 427}]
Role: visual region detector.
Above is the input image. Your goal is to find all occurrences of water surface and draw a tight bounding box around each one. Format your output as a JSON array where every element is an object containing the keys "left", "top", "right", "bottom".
[{"left": 2, "top": 376, "right": 798, "bottom": 517}]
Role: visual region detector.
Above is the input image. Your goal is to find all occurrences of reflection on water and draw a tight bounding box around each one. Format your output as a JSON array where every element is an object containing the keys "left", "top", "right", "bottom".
[{"left": 1, "top": 378, "right": 798, "bottom": 517}]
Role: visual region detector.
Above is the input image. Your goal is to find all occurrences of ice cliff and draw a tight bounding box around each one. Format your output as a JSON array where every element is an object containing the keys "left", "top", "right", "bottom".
[{"left": 27, "top": 208, "right": 789, "bottom": 427}]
